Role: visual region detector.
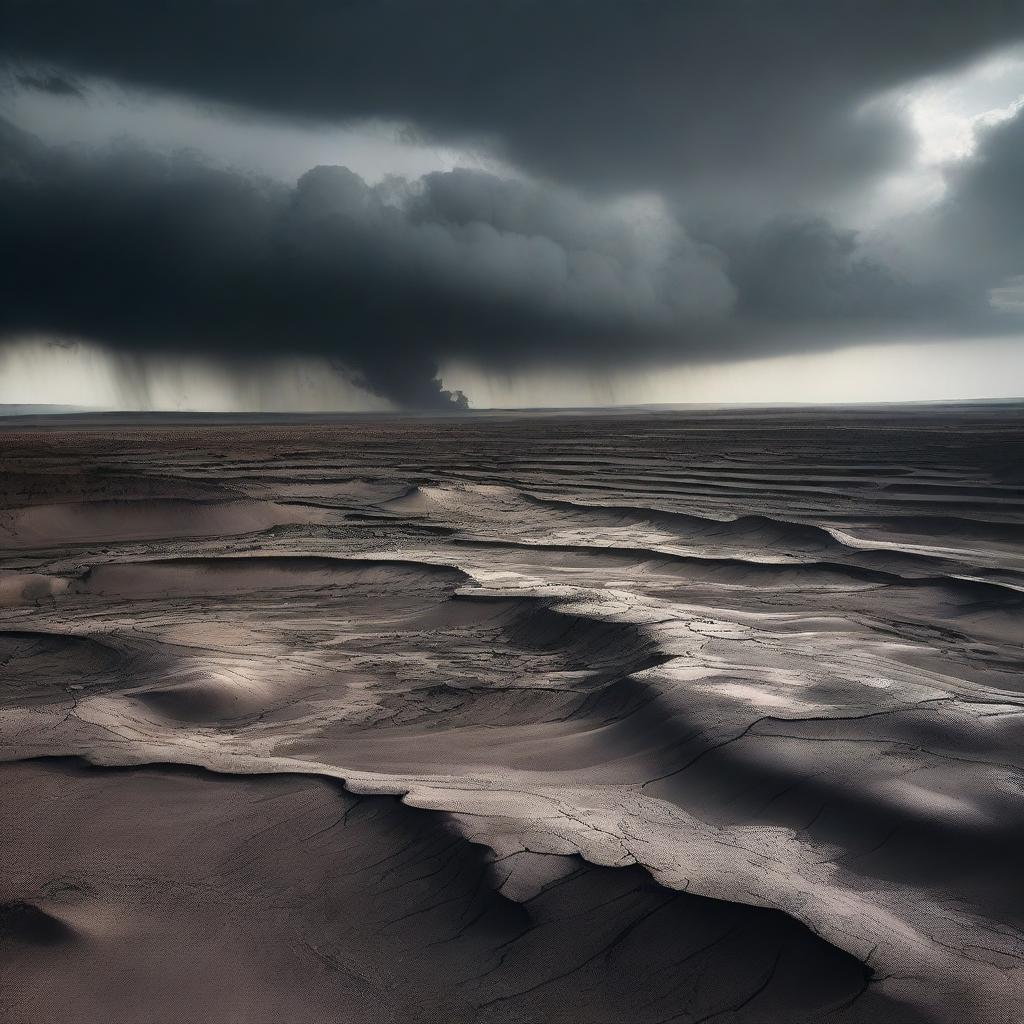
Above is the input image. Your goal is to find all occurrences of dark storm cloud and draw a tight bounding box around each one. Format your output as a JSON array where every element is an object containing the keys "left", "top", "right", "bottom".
[
  {"left": 1, "top": 118, "right": 985, "bottom": 406},
  {"left": 2, "top": 2, "right": 1024, "bottom": 407},
  {"left": 0, "top": 126, "right": 742, "bottom": 406},
  {"left": 721, "top": 218, "right": 964, "bottom": 323},
  {"left": 3, "top": 0, "right": 1023, "bottom": 199}
]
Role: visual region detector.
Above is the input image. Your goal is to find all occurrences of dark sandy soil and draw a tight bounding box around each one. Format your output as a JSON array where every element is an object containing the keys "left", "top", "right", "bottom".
[{"left": 1, "top": 404, "right": 1022, "bottom": 1023}]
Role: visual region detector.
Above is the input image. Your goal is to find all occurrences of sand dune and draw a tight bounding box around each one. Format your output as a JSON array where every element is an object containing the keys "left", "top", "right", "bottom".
[
  {"left": 1, "top": 405, "right": 1022, "bottom": 1023},
  {"left": 4, "top": 758, "right": 914, "bottom": 1024}
]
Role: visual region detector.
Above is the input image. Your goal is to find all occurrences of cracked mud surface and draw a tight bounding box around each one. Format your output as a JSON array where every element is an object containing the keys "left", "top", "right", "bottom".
[{"left": 1, "top": 406, "right": 1022, "bottom": 1023}]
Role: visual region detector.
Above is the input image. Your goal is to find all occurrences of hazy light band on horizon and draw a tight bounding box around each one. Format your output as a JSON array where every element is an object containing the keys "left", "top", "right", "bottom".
[{"left": 2, "top": 334, "right": 1021, "bottom": 412}]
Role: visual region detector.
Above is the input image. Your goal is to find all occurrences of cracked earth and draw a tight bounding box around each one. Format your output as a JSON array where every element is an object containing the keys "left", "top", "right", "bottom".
[{"left": 1, "top": 406, "right": 1022, "bottom": 1023}]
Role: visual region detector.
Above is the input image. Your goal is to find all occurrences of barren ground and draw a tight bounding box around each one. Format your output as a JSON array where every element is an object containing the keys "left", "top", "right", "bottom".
[{"left": 1, "top": 405, "right": 1022, "bottom": 1023}]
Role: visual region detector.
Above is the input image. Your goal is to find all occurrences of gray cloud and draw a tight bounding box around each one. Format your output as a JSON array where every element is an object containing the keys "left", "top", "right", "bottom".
[
  {"left": 13, "top": 71, "right": 83, "bottom": 97},
  {"left": 939, "top": 107, "right": 1024, "bottom": 280},
  {"left": 2, "top": 3, "right": 1024, "bottom": 407},
  {"left": 720, "top": 217, "right": 962, "bottom": 324},
  {"left": 3, "top": 1, "right": 1022, "bottom": 202},
  {"left": 2, "top": 117, "right": 993, "bottom": 405},
  {"left": 876, "top": 104, "right": 1024, "bottom": 326},
  {"left": 0, "top": 126, "right": 742, "bottom": 406}
]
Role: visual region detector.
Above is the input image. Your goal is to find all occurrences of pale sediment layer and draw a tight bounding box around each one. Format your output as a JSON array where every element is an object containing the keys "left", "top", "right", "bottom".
[{"left": 1, "top": 405, "right": 1022, "bottom": 1023}]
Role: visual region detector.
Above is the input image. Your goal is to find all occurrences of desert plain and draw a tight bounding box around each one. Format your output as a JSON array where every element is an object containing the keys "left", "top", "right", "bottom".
[{"left": 1, "top": 404, "right": 1022, "bottom": 1023}]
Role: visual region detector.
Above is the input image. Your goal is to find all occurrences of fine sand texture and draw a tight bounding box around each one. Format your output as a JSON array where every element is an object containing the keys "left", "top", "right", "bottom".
[{"left": 1, "top": 404, "right": 1022, "bottom": 1023}]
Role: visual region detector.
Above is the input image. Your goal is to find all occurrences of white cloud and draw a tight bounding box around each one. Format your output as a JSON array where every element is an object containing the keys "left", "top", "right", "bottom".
[{"left": 854, "top": 44, "right": 1024, "bottom": 227}]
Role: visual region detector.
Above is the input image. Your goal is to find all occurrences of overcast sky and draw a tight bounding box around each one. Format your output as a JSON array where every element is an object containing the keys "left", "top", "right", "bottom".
[{"left": 2, "top": 1, "right": 1024, "bottom": 409}]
